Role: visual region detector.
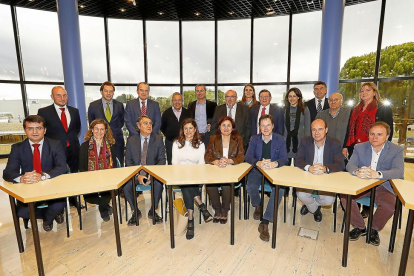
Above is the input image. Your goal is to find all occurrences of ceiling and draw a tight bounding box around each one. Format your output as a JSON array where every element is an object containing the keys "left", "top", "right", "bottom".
[{"left": 1, "top": 0, "right": 378, "bottom": 20}]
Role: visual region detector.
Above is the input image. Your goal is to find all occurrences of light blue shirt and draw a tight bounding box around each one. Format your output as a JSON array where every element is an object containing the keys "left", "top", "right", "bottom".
[
  {"left": 304, "top": 138, "right": 326, "bottom": 171},
  {"left": 102, "top": 99, "right": 113, "bottom": 115},
  {"left": 195, "top": 101, "right": 207, "bottom": 133},
  {"left": 140, "top": 134, "right": 151, "bottom": 152}
]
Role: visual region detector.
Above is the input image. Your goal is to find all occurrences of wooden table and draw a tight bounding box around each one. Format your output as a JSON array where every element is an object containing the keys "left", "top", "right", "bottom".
[
  {"left": 0, "top": 166, "right": 140, "bottom": 276},
  {"left": 258, "top": 166, "right": 385, "bottom": 267},
  {"left": 142, "top": 163, "right": 252, "bottom": 248}
]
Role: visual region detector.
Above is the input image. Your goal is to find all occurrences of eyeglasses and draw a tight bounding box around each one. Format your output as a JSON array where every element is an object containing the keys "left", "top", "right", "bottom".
[
  {"left": 195, "top": 90, "right": 205, "bottom": 93},
  {"left": 26, "top": 126, "right": 44, "bottom": 131},
  {"left": 225, "top": 96, "right": 237, "bottom": 99},
  {"left": 259, "top": 96, "right": 270, "bottom": 99},
  {"left": 141, "top": 121, "right": 153, "bottom": 126},
  {"left": 328, "top": 99, "right": 341, "bottom": 102},
  {"left": 103, "top": 89, "right": 114, "bottom": 93}
]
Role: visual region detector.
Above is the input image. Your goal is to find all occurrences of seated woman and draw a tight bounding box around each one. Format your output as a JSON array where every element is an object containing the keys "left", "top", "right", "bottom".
[
  {"left": 79, "top": 119, "right": 116, "bottom": 222},
  {"left": 172, "top": 118, "right": 212, "bottom": 240},
  {"left": 205, "top": 116, "right": 244, "bottom": 224}
]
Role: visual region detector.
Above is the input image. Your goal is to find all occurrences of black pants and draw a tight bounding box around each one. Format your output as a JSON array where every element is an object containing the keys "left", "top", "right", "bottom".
[
  {"left": 84, "top": 192, "right": 112, "bottom": 218},
  {"left": 17, "top": 199, "right": 66, "bottom": 224},
  {"left": 181, "top": 185, "right": 201, "bottom": 211},
  {"left": 206, "top": 184, "right": 231, "bottom": 213}
]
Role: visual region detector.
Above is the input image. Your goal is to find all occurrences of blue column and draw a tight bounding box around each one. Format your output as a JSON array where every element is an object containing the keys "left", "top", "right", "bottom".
[
  {"left": 56, "top": 0, "right": 87, "bottom": 142},
  {"left": 318, "top": 0, "right": 345, "bottom": 96}
]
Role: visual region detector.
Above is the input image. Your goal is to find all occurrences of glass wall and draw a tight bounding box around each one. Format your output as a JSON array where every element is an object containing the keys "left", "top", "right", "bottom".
[{"left": 0, "top": 5, "right": 19, "bottom": 80}]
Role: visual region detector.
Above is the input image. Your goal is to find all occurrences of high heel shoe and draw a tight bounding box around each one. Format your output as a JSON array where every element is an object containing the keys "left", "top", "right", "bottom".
[
  {"left": 186, "top": 219, "right": 194, "bottom": 240},
  {"left": 199, "top": 203, "right": 213, "bottom": 223}
]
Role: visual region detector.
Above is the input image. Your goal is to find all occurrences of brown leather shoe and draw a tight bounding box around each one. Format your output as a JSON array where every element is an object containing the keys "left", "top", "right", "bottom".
[
  {"left": 55, "top": 212, "right": 64, "bottom": 224},
  {"left": 213, "top": 209, "right": 221, "bottom": 223},
  {"left": 258, "top": 223, "right": 270, "bottom": 242},
  {"left": 220, "top": 211, "right": 228, "bottom": 224},
  {"left": 253, "top": 206, "right": 261, "bottom": 220},
  {"left": 43, "top": 220, "right": 53, "bottom": 232}
]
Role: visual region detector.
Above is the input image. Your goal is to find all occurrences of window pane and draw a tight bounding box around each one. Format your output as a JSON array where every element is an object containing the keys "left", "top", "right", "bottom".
[
  {"left": 217, "top": 86, "right": 244, "bottom": 106},
  {"left": 17, "top": 8, "right": 63, "bottom": 81},
  {"left": 338, "top": 82, "right": 364, "bottom": 108},
  {"left": 26, "top": 84, "right": 55, "bottom": 115},
  {"left": 218, "top": 19, "right": 251, "bottom": 83},
  {"left": 253, "top": 17, "right": 289, "bottom": 82},
  {"left": 147, "top": 21, "right": 179, "bottom": 84},
  {"left": 79, "top": 16, "right": 107, "bottom": 83},
  {"left": 255, "top": 85, "right": 286, "bottom": 106},
  {"left": 0, "top": 4, "right": 19, "bottom": 80},
  {"left": 183, "top": 86, "right": 215, "bottom": 108},
  {"left": 149, "top": 86, "right": 179, "bottom": 113},
  {"left": 183, "top": 21, "right": 215, "bottom": 84},
  {"left": 380, "top": 0, "right": 414, "bottom": 77},
  {"left": 288, "top": 84, "right": 315, "bottom": 103},
  {"left": 108, "top": 19, "right": 145, "bottom": 83},
  {"left": 291, "top": 11, "right": 322, "bottom": 82},
  {"left": 84, "top": 85, "right": 102, "bottom": 116},
  {"left": 340, "top": 2, "right": 381, "bottom": 79}
]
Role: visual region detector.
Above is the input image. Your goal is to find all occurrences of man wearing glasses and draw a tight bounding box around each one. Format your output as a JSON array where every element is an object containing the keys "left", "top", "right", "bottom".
[{"left": 305, "top": 81, "right": 330, "bottom": 122}]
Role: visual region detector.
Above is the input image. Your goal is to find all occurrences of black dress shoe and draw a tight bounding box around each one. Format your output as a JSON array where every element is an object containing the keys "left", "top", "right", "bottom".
[
  {"left": 369, "top": 229, "right": 380, "bottom": 246},
  {"left": 148, "top": 211, "right": 163, "bottom": 223},
  {"left": 300, "top": 205, "right": 309, "bottom": 215},
  {"left": 127, "top": 210, "right": 142, "bottom": 226},
  {"left": 199, "top": 203, "right": 213, "bottom": 223},
  {"left": 313, "top": 206, "right": 322, "bottom": 222},
  {"left": 349, "top": 227, "right": 367, "bottom": 241},
  {"left": 43, "top": 220, "right": 53, "bottom": 232},
  {"left": 186, "top": 219, "right": 195, "bottom": 240},
  {"left": 55, "top": 212, "right": 65, "bottom": 224}
]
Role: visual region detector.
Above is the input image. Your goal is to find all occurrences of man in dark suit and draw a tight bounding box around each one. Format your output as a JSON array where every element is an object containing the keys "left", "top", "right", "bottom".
[
  {"left": 88, "top": 81, "right": 125, "bottom": 166},
  {"left": 211, "top": 89, "right": 251, "bottom": 150},
  {"left": 3, "top": 115, "right": 68, "bottom": 232},
  {"left": 124, "top": 115, "right": 166, "bottom": 225},
  {"left": 341, "top": 121, "right": 404, "bottom": 246},
  {"left": 124, "top": 82, "right": 161, "bottom": 136},
  {"left": 187, "top": 84, "right": 217, "bottom": 145},
  {"left": 38, "top": 86, "right": 81, "bottom": 173},
  {"left": 249, "top": 89, "right": 284, "bottom": 137},
  {"left": 305, "top": 81, "right": 330, "bottom": 122},
  {"left": 161, "top": 92, "right": 190, "bottom": 165},
  {"left": 245, "top": 114, "right": 288, "bottom": 242},
  {"left": 295, "top": 119, "right": 345, "bottom": 222}
]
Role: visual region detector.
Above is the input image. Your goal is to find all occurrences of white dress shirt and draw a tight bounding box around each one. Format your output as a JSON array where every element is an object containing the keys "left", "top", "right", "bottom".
[{"left": 54, "top": 103, "right": 71, "bottom": 127}]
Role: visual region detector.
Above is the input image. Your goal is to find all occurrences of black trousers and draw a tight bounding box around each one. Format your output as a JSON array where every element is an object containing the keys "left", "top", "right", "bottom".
[
  {"left": 17, "top": 199, "right": 66, "bottom": 224},
  {"left": 84, "top": 192, "right": 112, "bottom": 218},
  {"left": 181, "top": 185, "right": 201, "bottom": 211},
  {"left": 206, "top": 184, "right": 231, "bottom": 213}
]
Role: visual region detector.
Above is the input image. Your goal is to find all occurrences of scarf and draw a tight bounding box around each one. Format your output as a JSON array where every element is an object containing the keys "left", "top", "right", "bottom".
[
  {"left": 285, "top": 106, "right": 301, "bottom": 153},
  {"left": 346, "top": 100, "right": 378, "bottom": 147},
  {"left": 87, "top": 137, "right": 113, "bottom": 171}
]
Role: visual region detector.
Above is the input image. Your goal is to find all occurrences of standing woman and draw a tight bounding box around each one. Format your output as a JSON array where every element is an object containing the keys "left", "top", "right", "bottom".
[
  {"left": 241, "top": 84, "right": 258, "bottom": 108},
  {"left": 172, "top": 118, "right": 212, "bottom": 240},
  {"left": 205, "top": 116, "right": 245, "bottom": 224},
  {"left": 79, "top": 119, "right": 116, "bottom": 222}
]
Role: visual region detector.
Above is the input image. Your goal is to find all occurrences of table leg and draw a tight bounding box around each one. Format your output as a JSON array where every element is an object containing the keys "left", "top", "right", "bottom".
[
  {"left": 366, "top": 187, "right": 376, "bottom": 243},
  {"left": 168, "top": 186, "right": 175, "bottom": 249},
  {"left": 342, "top": 195, "right": 352, "bottom": 267},
  {"left": 132, "top": 175, "right": 139, "bottom": 226},
  {"left": 9, "top": 196, "right": 24, "bottom": 253},
  {"left": 389, "top": 197, "right": 401, "bottom": 253},
  {"left": 243, "top": 175, "right": 248, "bottom": 220},
  {"left": 399, "top": 209, "right": 414, "bottom": 276},
  {"left": 29, "top": 202, "right": 44, "bottom": 276},
  {"left": 231, "top": 182, "right": 235, "bottom": 245},
  {"left": 111, "top": 190, "right": 122, "bottom": 257},
  {"left": 118, "top": 189, "right": 122, "bottom": 224},
  {"left": 272, "top": 184, "right": 279, "bottom": 249},
  {"left": 260, "top": 174, "right": 265, "bottom": 220},
  {"left": 151, "top": 176, "right": 155, "bottom": 225}
]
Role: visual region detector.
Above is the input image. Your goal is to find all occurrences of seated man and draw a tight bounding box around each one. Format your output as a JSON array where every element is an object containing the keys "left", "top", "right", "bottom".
[
  {"left": 245, "top": 114, "right": 288, "bottom": 242},
  {"left": 341, "top": 121, "right": 404, "bottom": 246},
  {"left": 295, "top": 119, "right": 345, "bottom": 222},
  {"left": 124, "top": 115, "right": 166, "bottom": 225},
  {"left": 3, "top": 115, "right": 68, "bottom": 231}
]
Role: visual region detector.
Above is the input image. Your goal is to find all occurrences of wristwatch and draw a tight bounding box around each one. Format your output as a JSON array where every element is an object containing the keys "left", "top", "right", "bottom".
[
  {"left": 377, "top": 171, "right": 382, "bottom": 178},
  {"left": 41, "top": 173, "right": 47, "bottom": 181}
]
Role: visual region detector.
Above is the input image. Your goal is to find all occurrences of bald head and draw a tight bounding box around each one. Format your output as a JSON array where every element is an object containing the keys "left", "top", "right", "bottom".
[
  {"left": 225, "top": 90, "right": 237, "bottom": 108},
  {"left": 51, "top": 86, "right": 68, "bottom": 107},
  {"left": 328, "top": 92, "right": 343, "bottom": 113}
]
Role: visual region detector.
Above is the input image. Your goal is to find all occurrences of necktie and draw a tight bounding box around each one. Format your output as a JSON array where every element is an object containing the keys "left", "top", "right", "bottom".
[
  {"left": 228, "top": 106, "right": 233, "bottom": 119},
  {"left": 141, "top": 101, "right": 146, "bottom": 116},
  {"left": 105, "top": 102, "right": 112, "bottom": 122},
  {"left": 317, "top": 99, "right": 322, "bottom": 112},
  {"left": 32, "top": 144, "right": 42, "bottom": 173},
  {"left": 140, "top": 138, "right": 148, "bottom": 176},
  {"left": 60, "top": 108, "right": 70, "bottom": 147}
]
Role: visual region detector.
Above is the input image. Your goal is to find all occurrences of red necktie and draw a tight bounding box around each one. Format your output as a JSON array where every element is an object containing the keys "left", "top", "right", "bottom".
[
  {"left": 60, "top": 108, "right": 70, "bottom": 147},
  {"left": 259, "top": 107, "right": 266, "bottom": 133},
  {"left": 141, "top": 101, "right": 146, "bottom": 116},
  {"left": 32, "top": 144, "right": 42, "bottom": 173}
]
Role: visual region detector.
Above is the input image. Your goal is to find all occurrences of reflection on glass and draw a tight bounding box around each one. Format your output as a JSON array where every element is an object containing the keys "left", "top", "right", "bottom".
[
  {"left": 26, "top": 84, "right": 55, "bottom": 115},
  {"left": 183, "top": 86, "right": 215, "bottom": 108},
  {"left": 84, "top": 85, "right": 102, "bottom": 112},
  {"left": 255, "top": 85, "right": 287, "bottom": 107},
  {"left": 148, "top": 86, "right": 178, "bottom": 113},
  {"left": 0, "top": 5, "right": 19, "bottom": 80},
  {"left": 338, "top": 82, "right": 363, "bottom": 108}
]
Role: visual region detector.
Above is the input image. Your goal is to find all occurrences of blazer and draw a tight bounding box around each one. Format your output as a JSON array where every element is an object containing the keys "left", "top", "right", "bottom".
[
  {"left": 3, "top": 137, "right": 68, "bottom": 182},
  {"left": 204, "top": 134, "right": 245, "bottom": 165},
  {"left": 187, "top": 100, "right": 217, "bottom": 124},
  {"left": 125, "top": 133, "right": 166, "bottom": 167},
  {"left": 78, "top": 140, "right": 117, "bottom": 172},
  {"left": 37, "top": 104, "right": 81, "bottom": 153},
  {"left": 160, "top": 107, "right": 190, "bottom": 142},
  {"left": 249, "top": 104, "right": 284, "bottom": 137},
  {"left": 346, "top": 141, "right": 404, "bottom": 195},
  {"left": 284, "top": 106, "right": 311, "bottom": 158},
  {"left": 295, "top": 136, "right": 345, "bottom": 173},
  {"left": 210, "top": 103, "right": 251, "bottom": 149},
  {"left": 124, "top": 98, "right": 161, "bottom": 136},
  {"left": 245, "top": 133, "right": 288, "bottom": 167},
  {"left": 305, "top": 98, "right": 329, "bottom": 123}
]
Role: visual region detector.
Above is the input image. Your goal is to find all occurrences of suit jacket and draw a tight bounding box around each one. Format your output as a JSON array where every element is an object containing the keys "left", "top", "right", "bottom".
[
  {"left": 124, "top": 98, "right": 161, "bottom": 136},
  {"left": 305, "top": 98, "right": 329, "bottom": 123},
  {"left": 295, "top": 136, "right": 345, "bottom": 173},
  {"left": 210, "top": 103, "right": 251, "bottom": 149},
  {"left": 188, "top": 100, "right": 217, "bottom": 125},
  {"left": 245, "top": 133, "right": 288, "bottom": 167},
  {"left": 78, "top": 140, "right": 117, "bottom": 172},
  {"left": 346, "top": 141, "right": 404, "bottom": 195},
  {"left": 160, "top": 107, "right": 190, "bottom": 142},
  {"left": 249, "top": 104, "right": 284, "bottom": 137},
  {"left": 37, "top": 104, "right": 81, "bottom": 154},
  {"left": 125, "top": 133, "right": 166, "bottom": 167},
  {"left": 3, "top": 137, "right": 68, "bottom": 182},
  {"left": 204, "top": 134, "right": 245, "bottom": 165}
]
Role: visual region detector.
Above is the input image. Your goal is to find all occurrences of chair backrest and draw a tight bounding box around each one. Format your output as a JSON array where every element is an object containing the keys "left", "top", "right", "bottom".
[{"left": 116, "top": 158, "right": 121, "bottom": 168}]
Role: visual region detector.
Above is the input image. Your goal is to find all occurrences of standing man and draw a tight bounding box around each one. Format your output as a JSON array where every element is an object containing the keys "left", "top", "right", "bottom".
[
  {"left": 88, "top": 81, "right": 125, "bottom": 166},
  {"left": 306, "top": 81, "right": 330, "bottom": 122},
  {"left": 250, "top": 89, "right": 284, "bottom": 137},
  {"left": 3, "top": 115, "right": 68, "bottom": 231},
  {"left": 38, "top": 86, "right": 81, "bottom": 173},
  {"left": 295, "top": 119, "right": 345, "bottom": 222},
  {"left": 211, "top": 89, "right": 251, "bottom": 150},
  {"left": 161, "top": 92, "right": 190, "bottom": 165},
  {"left": 188, "top": 84, "right": 217, "bottom": 145},
  {"left": 125, "top": 82, "right": 161, "bottom": 136}
]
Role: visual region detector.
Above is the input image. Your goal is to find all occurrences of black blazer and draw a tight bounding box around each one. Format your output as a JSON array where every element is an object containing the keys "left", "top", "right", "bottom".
[
  {"left": 249, "top": 104, "right": 284, "bottom": 137},
  {"left": 3, "top": 137, "right": 68, "bottom": 182},
  {"left": 125, "top": 133, "right": 166, "bottom": 166},
  {"left": 305, "top": 98, "right": 329, "bottom": 123},
  {"left": 187, "top": 100, "right": 217, "bottom": 124},
  {"left": 78, "top": 140, "right": 117, "bottom": 172},
  {"left": 38, "top": 104, "right": 81, "bottom": 153},
  {"left": 160, "top": 107, "right": 190, "bottom": 141},
  {"left": 295, "top": 136, "right": 345, "bottom": 173}
]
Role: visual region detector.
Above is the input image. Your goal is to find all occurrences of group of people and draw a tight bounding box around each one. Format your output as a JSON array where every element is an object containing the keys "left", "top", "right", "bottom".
[{"left": 3, "top": 80, "right": 403, "bottom": 246}]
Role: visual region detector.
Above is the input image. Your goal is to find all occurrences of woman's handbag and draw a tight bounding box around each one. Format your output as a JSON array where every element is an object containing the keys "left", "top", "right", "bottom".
[{"left": 173, "top": 197, "right": 188, "bottom": 236}]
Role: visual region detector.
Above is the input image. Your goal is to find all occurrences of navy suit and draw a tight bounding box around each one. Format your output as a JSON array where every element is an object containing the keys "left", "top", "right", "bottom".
[
  {"left": 249, "top": 104, "right": 284, "bottom": 137},
  {"left": 305, "top": 98, "right": 329, "bottom": 123},
  {"left": 124, "top": 98, "right": 161, "bottom": 136},
  {"left": 88, "top": 99, "right": 125, "bottom": 166},
  {"left": 245, "top": 133, "right": 288, "bottom": 222},
  {"left": 3, "top": 137, "right": 68, "bottom": 224},
  {"left": 38, "top": 104, "right": 81, "bottom": 173}
]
